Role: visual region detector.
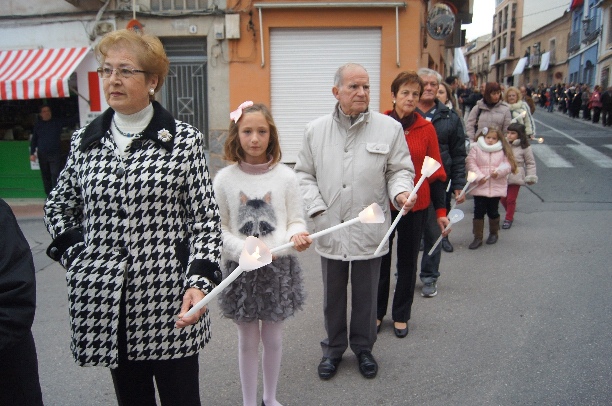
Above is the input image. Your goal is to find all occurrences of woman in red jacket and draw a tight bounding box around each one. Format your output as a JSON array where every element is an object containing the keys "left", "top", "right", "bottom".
[{"left": 377, "top": 71, "right": 447, "bottom": 338}]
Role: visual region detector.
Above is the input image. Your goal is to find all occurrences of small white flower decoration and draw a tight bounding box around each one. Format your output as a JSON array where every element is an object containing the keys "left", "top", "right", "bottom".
[
  {"left": 158, "top": 129, "right": 172, "bottom": 142},
  {"left": 482, "top": 127, "right": 489, "bottom": 136}
]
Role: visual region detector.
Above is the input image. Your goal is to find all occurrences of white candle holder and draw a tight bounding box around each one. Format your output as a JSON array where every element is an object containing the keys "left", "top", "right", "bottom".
[
  {"left": 374, "top": 156, "right": 441, "bottom": 256},
  {"left": 465, "top": 163, "right": 510, "bottom": 195},
  {"left": 184, "top": 203, "right": 385, "bottom": 318},
  {"left": 183, "top": 236, "right": 273, "bottom": 318},
  {"left": 450, "top": 171, "right": 478, "bottom": 211},
  {"left": 427, "top": 209, "right": 464, "bottom": 256}
]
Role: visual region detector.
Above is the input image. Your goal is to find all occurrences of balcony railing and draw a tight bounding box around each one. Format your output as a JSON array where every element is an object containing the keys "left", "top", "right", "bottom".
[
  {"left": 529, "top": 53, "right": 541, "bottom": 66},
  {"left": 583, "top": 17, "right": 601, "bottom": 43},
  {"left": 568, "top": 31, "right": 581, "bottom": 53},
  {"left": 549, "top": 50, "right": 556, "bottom": 64}
]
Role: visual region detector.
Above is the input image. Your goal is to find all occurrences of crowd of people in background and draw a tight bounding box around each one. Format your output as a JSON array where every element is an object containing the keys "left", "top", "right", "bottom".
[{"left": 458, "top": 81, "right": 612, "bottom": 127}]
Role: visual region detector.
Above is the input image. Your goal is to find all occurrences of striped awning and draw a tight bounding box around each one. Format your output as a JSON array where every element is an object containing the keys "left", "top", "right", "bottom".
[{"left": 0, "top": 47, "right": 90, "bottom": 100}]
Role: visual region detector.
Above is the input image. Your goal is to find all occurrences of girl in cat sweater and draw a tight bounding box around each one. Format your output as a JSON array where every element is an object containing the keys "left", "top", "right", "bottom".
[{"left": 214, "top": 102, "right": 311, "bottom": 406}]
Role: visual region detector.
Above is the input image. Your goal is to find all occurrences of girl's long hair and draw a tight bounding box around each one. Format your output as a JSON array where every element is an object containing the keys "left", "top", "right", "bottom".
[
  {"left": 224, "top": 103, "right": 282, "bottom": 164},
  {"left": 475, "top": 127, "right": 518, "bottom": 174}
]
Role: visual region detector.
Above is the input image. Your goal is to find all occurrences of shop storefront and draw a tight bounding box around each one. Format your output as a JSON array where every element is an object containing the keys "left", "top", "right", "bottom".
[{"left": 0, "top": 47, "right": 99, "bottom": 198}]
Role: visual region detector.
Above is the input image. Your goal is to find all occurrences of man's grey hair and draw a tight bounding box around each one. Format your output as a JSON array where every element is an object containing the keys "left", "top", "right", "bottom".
[
  {"left": 334, "top": 63, "right": 368, "bottom": 87},
  {"left": 417, "top": 68, "right": 442, "bottom": 84}
]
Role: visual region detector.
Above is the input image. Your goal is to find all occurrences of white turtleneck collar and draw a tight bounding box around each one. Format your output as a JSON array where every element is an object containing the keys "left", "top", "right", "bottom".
[
  {"left": 111, "top": 103, "right": 154, "bottom": 155},
  {"left": 477, "top": 136, "right": 502, "bottom": 152}
]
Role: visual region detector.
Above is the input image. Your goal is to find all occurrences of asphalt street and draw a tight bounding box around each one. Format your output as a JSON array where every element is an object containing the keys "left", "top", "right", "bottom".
[{"left": 9, "top": 107, "right": 612, "bottom": 405}]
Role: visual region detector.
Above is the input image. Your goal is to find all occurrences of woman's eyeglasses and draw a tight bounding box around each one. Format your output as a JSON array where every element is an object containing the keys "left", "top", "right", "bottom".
[{"left": 97, "top": 67, "right": 147, "bottom": 79}]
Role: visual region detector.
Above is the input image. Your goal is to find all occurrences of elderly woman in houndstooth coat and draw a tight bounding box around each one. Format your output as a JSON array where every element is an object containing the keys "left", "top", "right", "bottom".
[{"left": 43, "top": 29, "right": 222, "bottom": 406}]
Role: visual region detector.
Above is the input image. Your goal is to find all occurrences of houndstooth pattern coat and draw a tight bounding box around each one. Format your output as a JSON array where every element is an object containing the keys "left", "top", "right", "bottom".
[{"left": 44, "top": 102, "right": 222, "bottom": 368}]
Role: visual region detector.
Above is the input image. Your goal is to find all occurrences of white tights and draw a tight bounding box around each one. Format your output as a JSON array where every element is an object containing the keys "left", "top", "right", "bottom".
[{"left": 236, "top": 320, "right": 284, "bottom": 406}]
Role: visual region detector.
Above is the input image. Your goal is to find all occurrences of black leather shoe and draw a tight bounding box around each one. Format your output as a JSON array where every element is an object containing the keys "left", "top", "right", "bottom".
[
  {"left": 441, "top": 236, "right": 454, "bottom": 253},
  {"left": 393, "top": 322, "right": 409, "bottom": 338},
  {"left": 318, "top": 357, "right": 341, "bottom": 380},
  {"left": 357, "top": 351, "right": 378, "bottom": 379}
]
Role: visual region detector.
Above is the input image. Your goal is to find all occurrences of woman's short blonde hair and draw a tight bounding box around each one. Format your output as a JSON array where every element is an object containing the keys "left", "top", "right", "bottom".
[
  {"left": 504, "top": 86, "right": 521, "bottom": 103},
  {"left": 96, "top": 29, "right": 170, "bottom": 101}
]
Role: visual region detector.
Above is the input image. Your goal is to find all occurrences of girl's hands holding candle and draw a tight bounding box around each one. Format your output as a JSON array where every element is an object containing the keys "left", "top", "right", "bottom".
[{"left": 290, "top": 232, "right": 312, "bottom": 252}]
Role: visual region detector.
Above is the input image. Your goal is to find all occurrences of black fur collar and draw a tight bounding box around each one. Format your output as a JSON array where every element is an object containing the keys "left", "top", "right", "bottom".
[{"left": 80, "top": 101, "right": 176, "bottom": 152}]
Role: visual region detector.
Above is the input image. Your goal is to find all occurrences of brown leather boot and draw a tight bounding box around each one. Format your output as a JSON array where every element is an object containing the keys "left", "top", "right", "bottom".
[
  {"left": 469, "top": 219, "right": 484, "bottom": 249},
  {"left": 486, "top": 217, "right": 500, "bottom": 244}
]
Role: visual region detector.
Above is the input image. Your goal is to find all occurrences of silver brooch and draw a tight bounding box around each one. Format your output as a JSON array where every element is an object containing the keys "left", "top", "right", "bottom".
[{"left": 157, "top": 129, "right": 172, "bottom": 142}]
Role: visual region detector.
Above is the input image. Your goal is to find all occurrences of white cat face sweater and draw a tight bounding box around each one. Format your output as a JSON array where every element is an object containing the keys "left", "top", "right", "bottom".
[{"left": 213, "top": 163, "right": 308, "bottom": 264}]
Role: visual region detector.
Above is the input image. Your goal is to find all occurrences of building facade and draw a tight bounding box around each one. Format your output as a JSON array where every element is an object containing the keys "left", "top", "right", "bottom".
[
  {"left": 597, "top": 0, "right": 612, "bottom": 89},
  {"left": 567, "top": 0, "right": 602, "bottom": 87},
  {"left": 1, "top": 0, "right": 473, "bottom": 197},
  {"left": 489, "top": 0, "right": 524, "bottom": 86},
  {"left": 518, "top": 12, "right": 571, "bottom": 88},
  {"left": 465, "top": 34, "right": 492, "bottom": 88}
]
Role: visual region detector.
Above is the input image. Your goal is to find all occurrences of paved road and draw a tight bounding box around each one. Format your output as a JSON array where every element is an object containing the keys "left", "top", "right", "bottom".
[{"left": 11, "top": 109, "right": 612, "bottom": 405}]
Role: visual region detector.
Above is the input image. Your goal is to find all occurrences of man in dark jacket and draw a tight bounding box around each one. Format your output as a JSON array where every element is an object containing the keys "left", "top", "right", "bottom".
[
  {"left": 0, "top": 199, "right": 44, "bottom": 406},
  {"left": 29, "top": 105, "right": 78, "bottom": 195},
  {"left": 416, "top": 69, "right": 467, "bottom": 297}
]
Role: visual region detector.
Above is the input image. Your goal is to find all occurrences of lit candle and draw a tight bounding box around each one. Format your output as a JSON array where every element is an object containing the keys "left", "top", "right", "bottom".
[
  {"left": 450, "top": 171, "right": 478, "bottom": 211},
  {"left": 373, "top": 156, "right": 441, "bottom": 256},
  {"left": 270, "top": 203, "right": 385, "bottom": 254},
  {"left": 427, "top": 209, "right": 464, "bottom": 256},
  {"left": 183, "top": 236, "right": 272, "bottom": 318}
]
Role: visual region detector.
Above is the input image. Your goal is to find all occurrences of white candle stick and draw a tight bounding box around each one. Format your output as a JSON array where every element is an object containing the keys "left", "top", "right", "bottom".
[
  {"left": 510, "top": 110, "right": 527, "bottom": 123},
  {"left": 427, "top": 209, "right": 464, "bottom": 256},
  {"left": 373, "top": 156, "right": 441, "bottom": 256},
  {"left": 465, "top": 163, "right": 510, "bottom": 195},
  {"left": 184, "top": 203, "right": 385, "bottom": 318},
  {"left": 271, "top": 203, "right": 385, "bottom": 254},
  {"left": 450, "top": 171, "right": 478, "bottom": 211},
  {"left": 183, "top": 236, "right": 272, "bottom": 318}
]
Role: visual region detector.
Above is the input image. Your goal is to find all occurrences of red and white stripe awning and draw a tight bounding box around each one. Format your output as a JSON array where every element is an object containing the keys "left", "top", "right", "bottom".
[{"left": 0, "top": 47, "right": 90, "bottom": 101}]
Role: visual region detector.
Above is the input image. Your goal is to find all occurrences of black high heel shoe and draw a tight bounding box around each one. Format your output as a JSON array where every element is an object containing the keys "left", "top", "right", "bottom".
[{"left": 393, "top": 322, "right": 408, "bottom": 338}]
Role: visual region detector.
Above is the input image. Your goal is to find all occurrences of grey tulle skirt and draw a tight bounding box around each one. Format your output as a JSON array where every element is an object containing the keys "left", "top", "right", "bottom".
[{"left": 218, "top": 255, "right": 306, "bottom": 322}]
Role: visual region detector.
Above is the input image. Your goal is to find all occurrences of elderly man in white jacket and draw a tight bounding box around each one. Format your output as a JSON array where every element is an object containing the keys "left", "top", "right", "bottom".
[{"left": 295, "top": 63, "right": 416, "bottom": 381}]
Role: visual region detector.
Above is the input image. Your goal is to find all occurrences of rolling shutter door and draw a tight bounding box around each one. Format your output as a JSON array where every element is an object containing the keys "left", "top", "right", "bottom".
[{"left": 270, "top": 28, "right": 381, "bottom": 163}]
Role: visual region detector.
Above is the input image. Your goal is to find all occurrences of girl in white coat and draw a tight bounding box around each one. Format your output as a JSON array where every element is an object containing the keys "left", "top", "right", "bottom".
[{"left": 500, "top": 123, "right": 538, "bottom": 229}]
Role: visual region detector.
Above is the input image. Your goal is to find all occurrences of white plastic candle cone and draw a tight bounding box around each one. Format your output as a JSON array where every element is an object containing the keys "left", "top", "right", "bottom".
[
  {"left": 427, "top": 209, "right": 464, "bottom": 256},
  {"left": 374, "top": 157, "right": 441, "bottom": 256},
  {"left": 270, "top": 203, "right": 385, "bottom": 254},
  {"left": 183, "top": 236, "right": 272, "bottom": 318},
  {"left": 240, "top": 236, "right": 272, "bottom": 270},
  {"left": 451, "top": 171, "right": 478, "bottom": 210},
  {"left": 358, "top": 202, "right": 385, "bottom": 224}
]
